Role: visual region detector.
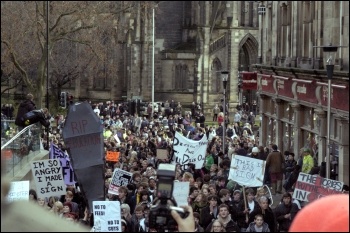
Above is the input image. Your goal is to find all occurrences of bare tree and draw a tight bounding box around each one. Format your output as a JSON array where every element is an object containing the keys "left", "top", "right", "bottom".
[{"left": 1, "top": 1, "right": 139, "bottom": 108}]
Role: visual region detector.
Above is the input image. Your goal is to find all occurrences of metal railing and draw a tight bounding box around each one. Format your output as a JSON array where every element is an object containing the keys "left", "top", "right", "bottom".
[{"left": 1, "top": 122, "right": 44, "bottom": 177}]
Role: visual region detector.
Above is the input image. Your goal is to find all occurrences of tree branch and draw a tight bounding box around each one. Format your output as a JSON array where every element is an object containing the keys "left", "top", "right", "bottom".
[
  {"left": 53, "top": 37, "right": 102, "bottom": 60},
  {"left": 50, "top": 9, "right": 78, "bottom": 32},
  {"left": 1, "top": 40, "right": 31, "bottom": 89}
]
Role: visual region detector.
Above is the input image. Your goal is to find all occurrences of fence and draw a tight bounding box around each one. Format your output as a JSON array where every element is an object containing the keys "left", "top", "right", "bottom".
[{"left": 1, "top": 121, "right": 44, "bottom": 177}]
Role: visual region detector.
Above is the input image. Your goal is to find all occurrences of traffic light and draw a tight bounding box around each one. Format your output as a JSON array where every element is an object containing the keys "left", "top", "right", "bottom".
[
  {"left": 67, "top": 93, "right": 74, "bottom": 105},
  {"left": 59, "top": 92, "right": 67, "bottom": 108}
]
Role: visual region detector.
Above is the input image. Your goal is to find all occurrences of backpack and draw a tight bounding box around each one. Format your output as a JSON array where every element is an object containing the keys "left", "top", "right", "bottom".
[{"left": 227, "top": 128, "right": 234, "bottom": 137}]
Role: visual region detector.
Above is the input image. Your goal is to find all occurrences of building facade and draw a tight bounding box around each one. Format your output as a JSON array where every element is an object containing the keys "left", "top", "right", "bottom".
[
  {"left": 60, "top": 1, "right": 261, "bottom": 111},
  {"left": 65, "top": 1, "right": 350, "bottom": 184},
  {"left": 254, "top": 1, "right": 349, "bottom": 185}
]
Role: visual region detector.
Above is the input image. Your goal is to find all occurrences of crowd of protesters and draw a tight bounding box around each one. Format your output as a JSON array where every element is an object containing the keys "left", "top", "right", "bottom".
[{"left": 6, "top": 96, "right": 350, "bottom": 232}]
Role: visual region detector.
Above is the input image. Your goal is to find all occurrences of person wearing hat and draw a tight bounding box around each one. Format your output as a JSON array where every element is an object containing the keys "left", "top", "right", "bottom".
[
  {"left": 250, "top": 147, "right": 260, "bottom": 159},
  {"left": 301, "top": 148, "right": 314, "bottom": 174}
]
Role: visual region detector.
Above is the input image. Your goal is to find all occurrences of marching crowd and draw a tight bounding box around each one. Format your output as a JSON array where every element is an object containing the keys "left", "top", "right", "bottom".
[{"left": 3, "top": 94, "right": 349, "bottom": 232}]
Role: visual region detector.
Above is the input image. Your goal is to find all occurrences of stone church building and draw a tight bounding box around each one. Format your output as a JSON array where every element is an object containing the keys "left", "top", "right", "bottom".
[
  {"left": 72, "top": 1, "right": 262, "bottom": 113},
  {"left": 65, "top": 1, "right": 349, "bottom": 183}
]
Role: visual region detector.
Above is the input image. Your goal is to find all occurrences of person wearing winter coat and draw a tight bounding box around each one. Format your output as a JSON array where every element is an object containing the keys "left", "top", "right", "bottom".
[
  {"left": 249, "top": 196, "right": 276, "bottom": 232},
  {"left": 246, "top": 214, "right": 270, "bottom": 232},
  {"left": 273, "top": 192, "right": 299, "bottom": 232},
  {"left": 265, "top": 144, "right": 284, "bottom": 195},
  {"left": 205, "top": 204, "right": 240, "bottom": 232},
  {"left": 15, "top": 93, "right": 36, "bottom": 130},
  {"left": 18, "top": 108, "right": 50, "bottom": 129}
]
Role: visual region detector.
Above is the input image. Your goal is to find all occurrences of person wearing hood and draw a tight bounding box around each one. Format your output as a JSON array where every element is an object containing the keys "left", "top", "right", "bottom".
[{"left": 246, "top": 214, "right": 270, "bottom": 232}]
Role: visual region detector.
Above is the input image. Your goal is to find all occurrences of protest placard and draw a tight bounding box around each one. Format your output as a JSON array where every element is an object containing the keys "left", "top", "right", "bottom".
[
  {"left": 114, "top": 133, "right": 121, "bottom": 144},
  {"left": 171, "top": 131, "right": 208, "bottom": 170},
  {"left": 228, "top": 155, "right": 266, "bottom": 187},
  {"left": 173, "top": 181, "right": 190, "bottom": 206},
  {"left": 292, "top": 172, "right": 344, "bottom": 202},
  {"left": 6, "top": 180, "right": 29, "bottom": 203},
  {"left": 93, "top": 201, "right": 121, "bottom": 232},
  {"left": 49, "top": 143, "right": 75, "bottom": 185},
  {"left": 31, "top": 159, "right": 66, "bottom": 198},
  {"left": 157, "top": 149, "right": 169, "bottom": 160},
  {"left": 106, "top": 151, "right": 120, "bottom": 162},
  {"left": 108, "top": 168, "right": 133, "bottom": 195}
]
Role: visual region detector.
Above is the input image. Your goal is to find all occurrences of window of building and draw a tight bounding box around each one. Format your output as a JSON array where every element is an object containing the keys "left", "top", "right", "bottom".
[{"left": 175, "top": 64, "right": 188, "bottom": 90}]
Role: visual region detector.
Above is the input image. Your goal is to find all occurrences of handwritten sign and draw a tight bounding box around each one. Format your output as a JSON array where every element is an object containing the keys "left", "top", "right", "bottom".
[
  {"left": 157, "top": 149, "right": 169, "bottom": 160},
  {"left": 6, "top": 180, "right": 29, "bottom": 203},
  {"left": 228, "top": 155, "right": 266, "bottom": 187},
  {"left": 49, "top": 143, "right": 75, "bottom": 185},
  {"left": 106, "top": 151, "right": 120, "bottom": 162},
  {"left": 93, "top": 201, "right": 121, "bottom": 232},
  {"left": 108, "top": 168, "right": 133, "bottom": 195},
  {"left": 31, "top": 159, "right": 66, "bottom": 198},
  {"left": 173, "top": 181, "right": 190, "bottom": 206},
  {"left": 292, "top": 172, "right": 344, "bottom": 202},
  {"left": 171, "top": 132, "right": 208, "bottom": 170}
]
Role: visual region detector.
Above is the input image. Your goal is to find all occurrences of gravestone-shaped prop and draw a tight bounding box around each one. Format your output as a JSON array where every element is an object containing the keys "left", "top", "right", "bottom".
[{"left": 62, "top": 102, "right": 104, "bottom": 209}]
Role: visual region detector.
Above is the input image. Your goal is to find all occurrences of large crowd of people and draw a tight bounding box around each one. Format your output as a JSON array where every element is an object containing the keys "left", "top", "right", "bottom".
[{"left": 2, "top": 94, "right": 349, "bottom": 232}]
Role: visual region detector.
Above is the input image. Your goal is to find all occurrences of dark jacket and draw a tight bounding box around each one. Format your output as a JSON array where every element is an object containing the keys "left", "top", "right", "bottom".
[
  {"left": 273, "top": 202, "right": 299, "bottom": 231},
  {"left": 249, "top": 206, "right": 276, "bottom": 232},
  {"left": 230, "top": 198, "right": 248, "bottom": 228},
  {"left": 246, "top": 222, "right": 270, "bottom": 232},
  {"left": 266, "top": 150, "right": 284, "bottom": 173},
  {"left": 15, "top": 100, "right": 36, "bottom": 126},
  {"left": 206, "top": 218, "right": 240, "bottom": 232},
  {"left": 19, "top": 109, "right": 50, "bottom": 128},
  {"left": 200, "top": 205, "right": 218, "bottom": 229}
]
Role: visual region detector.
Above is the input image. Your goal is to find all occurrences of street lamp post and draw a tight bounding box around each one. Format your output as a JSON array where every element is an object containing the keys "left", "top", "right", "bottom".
[
  {"left": 314, "top": 44, "right": 341, "bottom": 179},
  {"left": 221, "top": 71, "right": 229, "bottom": 156},
  {"left": 238, "top": 71, "right": 243, "bottom": 105},
  {"left": 151, "top": 7, "right": 155, "bottom": 119}
]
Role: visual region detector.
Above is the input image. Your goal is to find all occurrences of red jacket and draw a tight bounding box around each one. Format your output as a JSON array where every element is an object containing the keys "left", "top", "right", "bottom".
[{"left": 217, "top": 115, "right": 224, "bottom": 124}]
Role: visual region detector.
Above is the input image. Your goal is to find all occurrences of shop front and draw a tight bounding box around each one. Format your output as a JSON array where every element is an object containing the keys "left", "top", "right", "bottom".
[{"left": 257, "top": 74, "right": 349, "bottom": 185}]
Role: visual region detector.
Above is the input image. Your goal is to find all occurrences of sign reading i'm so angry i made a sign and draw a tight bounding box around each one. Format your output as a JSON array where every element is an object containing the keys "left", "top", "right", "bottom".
[{"left": 31, "top": 159, "right": 66, "bottom": 198}]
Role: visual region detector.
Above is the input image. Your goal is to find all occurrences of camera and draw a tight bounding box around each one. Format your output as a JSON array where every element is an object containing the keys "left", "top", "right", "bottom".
[{"left": 148, "top": 163, "right": 189, "bottom": 231}]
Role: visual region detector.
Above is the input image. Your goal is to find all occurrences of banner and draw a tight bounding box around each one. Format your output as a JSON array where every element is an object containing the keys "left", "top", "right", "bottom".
[
  {"left": 173, "top": 181, "right": 190, "bottom": 206},
  {"left": 6, "top": 180, "right": 29, "bottom": 203},
  {"left": 242, "top": 72, "right": 258, "bottom": 90},
  {"left": 292, "top": 172, "right": 344, "bottom": 202},
  {"left": 106, "top": 151, "right": 120, "bottom": 162},
  {"left": 49, "top": 143, "right": 75, "bottom": 185},
  {"left": 171, "top": 132, "right": 208, "bottom": 170},
  {"left": 228, "top": 155, "right": 266, "bottom": 187},
  {"left": 31, "top": 159, "right": 66, "bottom": 198},
  {"left": 108, "top": 168, "right": 133, "bottom": 195},
  {"left": 93, "top": 201, "right": 121, "bottom": 232}
]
